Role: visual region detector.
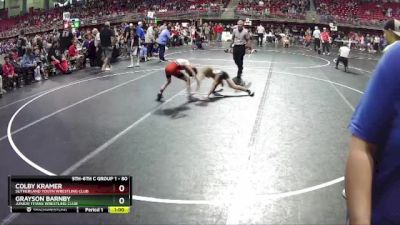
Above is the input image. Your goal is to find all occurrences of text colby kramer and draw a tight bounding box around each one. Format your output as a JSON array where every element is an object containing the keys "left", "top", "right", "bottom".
[{"left": 15, "top": 196, "right": 71, "bottom": 202}]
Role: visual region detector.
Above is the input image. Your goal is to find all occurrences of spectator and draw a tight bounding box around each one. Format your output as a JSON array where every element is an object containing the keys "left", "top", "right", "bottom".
[
  {"left": 92, "top": 28, "right": 101, "bottom": 66},
  {"left": 16, "top": 30, "right": 28, "bottom": 57},
  {"left": 33, "top": 47, "right": 47, "bottom": 80},
  {"left": 59, "top": 27, "right": 74, "bottom": 55},
  {"left": 204, "top": 23, "right": 211, "bottom": 41},
  {"left": 158, "top": 25, "right": 171, "bottom": 62},
  {"left": 85, "top": 33, "right": 97, "bottom": 67},
  {"left": 194, "top": 28, "right": 204, "bottom": 50},
  {"left": 373, "top": 35, "right": 381, "bottom": 52},
  {"left": 160, "top": 22, "right": 168, "bottom": 31},
  {"left": 0, "top": 74, "right": 2, "bottom": 98},
  {"left": 216, "top": 23, "right": 224, "bottom": 42},
  {"left": 10, "top": 48, "right": 20, "bottom": 62},
  {"left": 128, "top": 23, "right": 139, "bottom": 68},
  {"left": 123, "top": 23, "right": 132, "bottom": 45},
  {"left": 100, "top": 21, "right": 115, "bottom": 71},
  {"left": 68, "top": 39, "right": 85, "bottom": 69},
  {"left": 2, "top": 56, "right": 20, "bottom": 89},
  {"left": 145, "top": 23, "right": 156, "bottom": 58},
  {"left": 321, "top": 27, "right": 331, "bottom": 55},
  {"left": 209, "top": 22, "right": 215, "bottom": 42},
  {"left": 136, "top": 21, "right": 145, "bottom": 43},
  {"left": 20, "top": 46, "right": 36, "bottom": 84},
  {"left": 48, "top": 41, "right": 70, "bottom": 74},
  {"left": 139, "top": 42, "right": 148, "bottom": 62}
]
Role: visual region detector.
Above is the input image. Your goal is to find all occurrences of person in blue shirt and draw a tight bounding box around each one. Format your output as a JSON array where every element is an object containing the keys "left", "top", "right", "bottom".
[
  {"left": 157, "top": 25, "right": 171, "bottom": 62},
  {"left": 345, "top": 19, "right": 400, "bottom": 225},
  {"left": 136, "top": 21, "right": 145, "bottom": 44},
  {"left": 20, "top": 46, "right": 36, "bottom": 85}
]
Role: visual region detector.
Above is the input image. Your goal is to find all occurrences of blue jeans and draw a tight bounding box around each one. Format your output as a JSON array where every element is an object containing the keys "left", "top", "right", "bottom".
[{"left": 159, "top": 44, "right": 166, "bottom": 61}]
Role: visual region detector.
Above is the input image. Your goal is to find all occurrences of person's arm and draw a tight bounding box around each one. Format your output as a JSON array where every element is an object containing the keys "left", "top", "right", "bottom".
[
  {"left": 2, "top": 64, "right": 9, "bottom": 76},
  {"left": 21, "top": 55, "right": 33, "bottom": 67},
  {"left": 184, "top": 65, "right": 200, "bottom": 90},
  {"left": 207, "top": 78, "right": 219, "bottom": 97},
  {"left": 10, "top": 64, "right": 15, "bottom": 76},
  {"left": 124, "top": 29, "right": 129, "bottom": 42},
  {"left": 245, "top": 31, "right": 251, "bottom": 48},
  {"left": 346, "top": 136, "right": 375, "bottom": 225},
  {"left": 51, "top": 54, "right": 59, "bottom": 63},
  {"left": 230, "top": 29, "right": 235, "bottom": 47}
]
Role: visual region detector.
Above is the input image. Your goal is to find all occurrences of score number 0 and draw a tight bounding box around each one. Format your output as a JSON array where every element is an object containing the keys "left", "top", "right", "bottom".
[{"left": 118, "top": 185, "right": 126, "bottom": 205}]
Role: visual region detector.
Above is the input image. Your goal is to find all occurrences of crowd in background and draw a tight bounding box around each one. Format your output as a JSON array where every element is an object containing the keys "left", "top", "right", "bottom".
[
  {"left": 316, "top": 0, "right": 400, "bottom": 27},
  {"left": 0, "top": 0, "right": 399, "bottom": 41},
  {"left": 0, "top": 20, "right": 230, "bottom": 98},
  {"left": 0, "top": 15, "right": 387, "bottom": 99},
  {"left": 236, "top": 0, "right": 310, "bottom": 19},
  {"left": 245, "top": 23, "right": 386, "bottom": 53},
  {"left": 0, "top": 0, "right": 228, "bottom": 39}
]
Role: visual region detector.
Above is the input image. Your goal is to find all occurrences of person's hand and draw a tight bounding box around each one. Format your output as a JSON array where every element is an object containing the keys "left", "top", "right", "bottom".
[{"left": 55, "top": 60, "right": 60, "bottom": 64}]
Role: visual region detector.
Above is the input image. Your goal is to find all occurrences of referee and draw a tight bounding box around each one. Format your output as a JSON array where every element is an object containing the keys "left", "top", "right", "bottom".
[{"left": 231, "top": 20, "right": 251, "bottom": 85}]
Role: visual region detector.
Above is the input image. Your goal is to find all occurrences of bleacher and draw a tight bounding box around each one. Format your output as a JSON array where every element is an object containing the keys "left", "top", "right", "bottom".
[
  {"left": 0, "top": 0, "right": 228, "bottom": 39},
  {"left": 316, "top": 0, "right": 400, "bottom": 26},
  {"left": 235, "top": 0, "right": 310, "bottom": 20}
]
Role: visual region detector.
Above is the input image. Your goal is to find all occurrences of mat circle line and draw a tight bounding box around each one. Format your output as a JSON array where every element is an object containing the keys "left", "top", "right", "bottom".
[{"left": 7, "top": 60, "right": 361, "bottom": 205}]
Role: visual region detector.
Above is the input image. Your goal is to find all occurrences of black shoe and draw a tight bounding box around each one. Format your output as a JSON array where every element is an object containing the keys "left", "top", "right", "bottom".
[
  {"left": 214, "top": 88, "right": 224, "bottom": 93},
  {"left": 233, "top": 77, "right": 242, "bottom": 85},
  {"left": 345, "top": 67, "right": 347, "bottom": 72},
  {"left": 157, "top": 93, "right": 163, "bottom": 101},
  {"left": 335, "top": 66, "right": 338, "bottom": 69},
  {"left": 0, "top": 93, "right": 2, "bottom": 98},
  {"left": 188, "top": 95, "right": 196, "bottom": 102},
  {"left": 247, "top": 90, "right": 255, "bottom": 97},
  {"left": 237, "top": 79, "right": 245, "bottom": 86},
  {"left": 224, "top": 49, "right": 229, "bottom": 53}
]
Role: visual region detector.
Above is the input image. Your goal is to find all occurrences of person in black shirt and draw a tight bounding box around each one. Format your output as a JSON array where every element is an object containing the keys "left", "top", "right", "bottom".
[
  {"left": 48, "top": 41, "right": 70, "bottom": 74},
  {"left": 123, "top": 23, "right": 132, "bottom": 43},
  {"left": 100, "top": 21, "right": 115, "bottom": 71},
  {"left": 16, "top": 30, "right": 27, "bottom": 57},
  {"left": 59, "top": 27, "right": 74, "bottom": 55}
]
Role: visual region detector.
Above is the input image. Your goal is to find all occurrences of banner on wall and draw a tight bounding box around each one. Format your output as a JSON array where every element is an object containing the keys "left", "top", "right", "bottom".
[
  {"left": 244, "top": 18, "right": 252, "bottom": 26},
  {"left": 63, "top": 12, "right": 70, "bottom": 21}
]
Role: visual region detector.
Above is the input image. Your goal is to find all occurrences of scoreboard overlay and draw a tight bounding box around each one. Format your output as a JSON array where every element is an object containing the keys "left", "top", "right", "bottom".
[{"left": 8, "top": 176, "right": 132, "bottom": 213}]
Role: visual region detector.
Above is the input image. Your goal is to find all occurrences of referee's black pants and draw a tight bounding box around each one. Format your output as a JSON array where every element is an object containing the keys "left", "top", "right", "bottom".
[
  {"left": 233, "top": 45, "right": 246, "bottom": 79},
  {"left": 314, "top": 38, "right": 321, "bottom": 51},
  {"left": 257, "top": 33, "right": 264, "bottom": 46}
]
